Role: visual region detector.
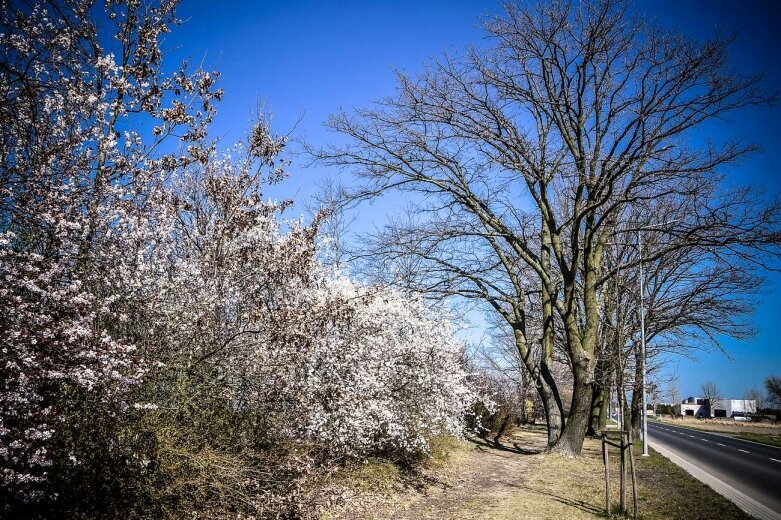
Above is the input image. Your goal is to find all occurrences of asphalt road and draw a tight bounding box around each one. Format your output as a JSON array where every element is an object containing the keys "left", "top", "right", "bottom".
[{"left": 648, "top": 421, "right": 781, "bottom": 515}]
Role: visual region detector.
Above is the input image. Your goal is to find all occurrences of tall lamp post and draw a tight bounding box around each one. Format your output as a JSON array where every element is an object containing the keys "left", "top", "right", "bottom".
[
  {"left": 638, "top": 230, "right": 649, "bottom": 456},
  {"left": 631, "top": 218, "right": 679, "bottom": 456}
]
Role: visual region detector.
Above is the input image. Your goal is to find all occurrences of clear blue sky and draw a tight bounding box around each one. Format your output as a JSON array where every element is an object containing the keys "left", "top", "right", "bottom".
[{"left": 168, "top": 1, "right": 781, "bottom": 400}]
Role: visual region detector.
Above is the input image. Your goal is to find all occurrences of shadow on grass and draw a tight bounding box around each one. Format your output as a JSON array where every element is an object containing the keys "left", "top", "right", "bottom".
[
  {"left": 469, "top": 436, "right": 544, "bottom": 455},
  {"left": 512, "top": 483, "right": 606, "bottom": 516},
  {"left": 467, "top": 434, "right": 608, "bottom": 517}
]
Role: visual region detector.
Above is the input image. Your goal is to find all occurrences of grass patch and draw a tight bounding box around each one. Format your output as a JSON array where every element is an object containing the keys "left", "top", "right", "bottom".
[
  {"left": 492, "top": 437, "right": 752, "bottom": 519},
  {"left": 330, "top": 458, "right": 403, "bottom": 494},
  {"left": 733, "top": 432, "right": 781, "bottom": 447},
  {"left": 328, "top": 436, "right": 473, "bottom": 496},
  {"left": 427, "top": 435, "right": 474, "bottom": 468}
]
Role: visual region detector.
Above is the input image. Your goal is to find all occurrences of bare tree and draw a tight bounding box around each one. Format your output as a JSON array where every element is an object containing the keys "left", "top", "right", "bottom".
[
  {"left": 766, "top": 376, "right": 781, "bottom": 410},
  {"left": 667, "top": 379, "right": 681, "bottom": 418},
  {"left": 745, "top": 387, "right": 765, "bottom": 414},
  {"left": 599, "top": 218, "right": 760, "bottom": 436},
  {"left": 315, "top": 0, "right": 779, "bottom": 454},
  {"left": 701, "top": 381, "right": 722, "bottom": 418},
  {"left": 305, "top": 176, "right": 358, "bottom": 270}
]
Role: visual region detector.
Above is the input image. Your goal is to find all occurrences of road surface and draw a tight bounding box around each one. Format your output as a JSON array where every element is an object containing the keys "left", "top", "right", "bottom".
[{"left": 648, "top": 421, "right": 781, "bottom": 519}]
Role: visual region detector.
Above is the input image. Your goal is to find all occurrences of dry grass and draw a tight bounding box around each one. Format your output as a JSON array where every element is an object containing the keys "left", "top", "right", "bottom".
[
  {"left": 655, "top": 417, "right": 781, "bottom": 447},
  {"left": 657, "top": 416, "right": 781, "bottom": 433},
  {"left": 323, "top": 426, "right": 753, "bottom": 519}
]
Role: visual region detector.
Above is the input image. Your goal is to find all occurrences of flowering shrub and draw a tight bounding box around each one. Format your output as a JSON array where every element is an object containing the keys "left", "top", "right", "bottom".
[
  {"left": 299, "top": 277, "right": 479, "bottom": 457},
  {"left": 0, "top": 0, "right": 220, "bottom": 505},
  {"left": 0, "top": 1, "right": 484, "bottom": 516},
  {"left": 149, "top": 142, "right": 481, "bottom": 460}
]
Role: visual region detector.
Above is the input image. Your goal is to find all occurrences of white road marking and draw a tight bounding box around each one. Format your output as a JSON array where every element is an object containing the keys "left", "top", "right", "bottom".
[
  {"left": 739, "top": 449, "right": 750, "bottom": 454},
  {"left": 717, "top": 443, "right": 726, "bottom": 447},
  {"left": 770, "top": 458, "right": 781, "bottom": 463},
  {"left": 650, "top": 440, "right": 781, "bottom": 520},
  {"left": 688, "top": 434, "right": 696, "bottom": 438}
]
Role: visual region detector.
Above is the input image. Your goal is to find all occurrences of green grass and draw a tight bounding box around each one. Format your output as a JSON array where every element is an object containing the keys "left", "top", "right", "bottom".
[
  {"left": 732, "top": 432, "right": 781, "bottom": 447},
  {"left": 427, "top": 435, "right": 473, "bottom": 467}
]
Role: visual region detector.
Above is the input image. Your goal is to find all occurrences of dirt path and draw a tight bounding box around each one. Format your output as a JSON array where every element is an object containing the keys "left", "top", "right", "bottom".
[
  {"left": 329, "top": 427, "right": 603, "bottom": 520},
  {"left": 326, "top": 425, "right": 752, "bottom": 520}
]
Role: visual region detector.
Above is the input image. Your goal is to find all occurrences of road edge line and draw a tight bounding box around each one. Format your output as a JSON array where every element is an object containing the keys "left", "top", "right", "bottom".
[
  {"left": 650, "top": 421, "right": 781, "bottom": 451},
  {"left": 649, "top": 440, "right": 781, "bottom": 520}
]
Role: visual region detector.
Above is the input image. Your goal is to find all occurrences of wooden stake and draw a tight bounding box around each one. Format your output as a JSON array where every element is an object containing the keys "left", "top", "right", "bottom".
[
  {"left": 602, "top": 435, "right": 610, "bottom": 515},
  {"left": 629, "top": 438, "right": 639, "bottom": 518},
  {"left": 620, "top": 432, "right": 626, "bottom": 513}
]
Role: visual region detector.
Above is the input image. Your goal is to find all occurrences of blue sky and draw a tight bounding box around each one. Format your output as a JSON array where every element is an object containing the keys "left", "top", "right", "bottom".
[{"left": 168, "top": 1, "right": 781, "bottom": 400}]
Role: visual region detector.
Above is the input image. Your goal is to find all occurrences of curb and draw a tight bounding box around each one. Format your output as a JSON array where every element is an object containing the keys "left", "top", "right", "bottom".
[{"left": 649, "top": 440, "right": 781, "bottom": 520}]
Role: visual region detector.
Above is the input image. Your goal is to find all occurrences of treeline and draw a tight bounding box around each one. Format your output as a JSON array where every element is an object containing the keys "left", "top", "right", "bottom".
[{"left": 0, "top": 2, "right": 485, "bottom": 517}]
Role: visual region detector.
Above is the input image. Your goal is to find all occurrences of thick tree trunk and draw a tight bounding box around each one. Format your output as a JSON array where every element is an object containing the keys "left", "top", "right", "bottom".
[
  {"left": 552, "top": 360, "right": 593, "bottom": 455},
  {"left": 540, "top": 363, "right": 564, "bottom": 447},
  {"left": 630, "top": 351, "right": 643, "bottom": 440},
  {"left": 550, "top": 222, "right": 604, "bottom": 456},
  {"left": 539, "top": 221, "right": 564, "bottom": 448},
  {"left": 598, "top": 390, "right": 608, "bottom": 431},
  {"left": 587, "top": 385, "right": 607, "bottom": 436}
]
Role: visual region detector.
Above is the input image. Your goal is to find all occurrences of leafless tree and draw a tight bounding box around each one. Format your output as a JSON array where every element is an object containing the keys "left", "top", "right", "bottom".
[
  {"left": 597, "top": 217, "right": 760, "bottom": 435},
  {"left": 745, "top": 387, "right": 764, "bottom": 415},
  {"left": 667, "top": 379, "right": 681, "bottom": 418},
  {"left": 701, "top": 381, "right": 723, "bottom": 418},
  {"left": 766, "top": 376, "right": 781, "bottom": 410},
  {"left": 314, "top": 0, "right": 779, "bottom": 454}
]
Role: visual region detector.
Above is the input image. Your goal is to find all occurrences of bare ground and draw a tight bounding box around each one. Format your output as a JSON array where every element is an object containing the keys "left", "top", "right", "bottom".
[{"left": 324, "top": 425, "right": 752, "bottom": 520}]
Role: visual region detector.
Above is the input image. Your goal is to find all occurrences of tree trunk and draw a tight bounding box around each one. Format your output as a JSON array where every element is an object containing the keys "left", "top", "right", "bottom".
[
  {"left": 588, "top": 385, "right": 607, "bottom": 436},
  {"left": 598, "top": 389, "right": 608, "bottom": 431},
  {"left": 630, "top": 389, "right": 642, "bottom": 440},
  {"left": 539, "top": 220, "right": 564, "bottom": 448},
  {"left": 552, "top": 359, "right": 593, "bottom": 455},
  {"left": 550, "top": 221, "right": 604, "bottom": 456},
  {"left": 513, "top": 327, "right": 564, "bottom": 449},
  {"left": 630, "top": 354, "right": 643, "bottom": 440},
  {"left": 540, "top": 363, "right": 564, "bottom": 446}
]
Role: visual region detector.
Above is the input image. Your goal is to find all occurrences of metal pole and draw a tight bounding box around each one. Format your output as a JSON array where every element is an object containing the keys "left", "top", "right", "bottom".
[{"left": 638, "top": 230, "right": 649, "bottom": 457}]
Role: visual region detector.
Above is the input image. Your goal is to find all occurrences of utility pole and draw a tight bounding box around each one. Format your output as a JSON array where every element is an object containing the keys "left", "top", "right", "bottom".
[{"left": 638, "top": 231, "right": 649, "bottom": 457}]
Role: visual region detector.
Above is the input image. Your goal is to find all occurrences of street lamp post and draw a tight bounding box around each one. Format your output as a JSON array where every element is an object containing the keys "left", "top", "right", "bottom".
[
  {"left": 638, "top": 230, "right": 649, "bottom": 457},
  {"left": 622, "top": 218, "right": 679, "bottom": 455}
]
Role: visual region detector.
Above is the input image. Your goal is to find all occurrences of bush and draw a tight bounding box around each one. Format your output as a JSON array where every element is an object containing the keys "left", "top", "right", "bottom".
[{"left": 0, "top": 2, "right": 486, "bottom": 516}]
